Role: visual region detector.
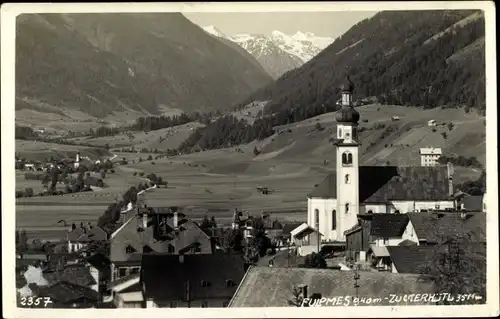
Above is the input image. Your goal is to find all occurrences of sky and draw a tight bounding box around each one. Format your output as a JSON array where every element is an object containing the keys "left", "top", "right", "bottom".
[{"left": 184, "top": 11, "right": 378, "bottom": 38}]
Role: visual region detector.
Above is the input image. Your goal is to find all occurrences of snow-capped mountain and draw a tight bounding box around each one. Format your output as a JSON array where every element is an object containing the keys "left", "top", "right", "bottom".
[{"left": 202, "top": 26, "right": 334, "bottom": 78}]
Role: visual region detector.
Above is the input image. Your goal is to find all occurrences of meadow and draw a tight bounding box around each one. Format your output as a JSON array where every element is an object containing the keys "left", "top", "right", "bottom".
[{"left": 15, "top": 105, "right": 486, "bottom": 242}]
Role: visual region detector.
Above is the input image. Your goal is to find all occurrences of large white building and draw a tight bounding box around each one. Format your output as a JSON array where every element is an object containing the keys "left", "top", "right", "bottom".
[
  {"left": 305, "top": 74, "right": 455, "bottom": 245},
  {"left": 419, "top": 147, "right": 442, "bottom": 167}
]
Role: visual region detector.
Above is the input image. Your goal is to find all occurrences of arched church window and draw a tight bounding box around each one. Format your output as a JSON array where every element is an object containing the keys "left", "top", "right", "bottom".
[
  {"left": 331, "top": 210, "right": 337, "bottom": 230},
  {"left": 314, "top": 209, "right": 319, "bottom": 226},
  {"left": 345, "top": 174, "right": 350, "bottom": 184},
  {"left": 394, "top": 210, "right": 401, "bottom": 214},
  {"left": 347, "top": 153, "right": 353, "bottom": 164},
  {"left": 367, "top": 210, "right": 374, "bottom": 214},
  {"left": 345, "top": 203, "right": 350, "bottom": 214},
  {"left": 342, "top": 153, "right": 348, "bottom": 165}
]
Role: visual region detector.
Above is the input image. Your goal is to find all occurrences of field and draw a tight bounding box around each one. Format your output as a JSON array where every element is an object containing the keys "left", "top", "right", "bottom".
[
  {"left": 15, "top": 105, "right": 486, "bottom": 242},
  {"left": 16, "top": 140, "right": 112, "bottom": 162}
]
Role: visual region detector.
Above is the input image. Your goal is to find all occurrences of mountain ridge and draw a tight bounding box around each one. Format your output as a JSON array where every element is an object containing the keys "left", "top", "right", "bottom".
[
  {"left": 15, "top": 13, "right": 273, "bottom": 120},
  {"left": 202, "top": 26, "right": 334, "bottom": 78}
]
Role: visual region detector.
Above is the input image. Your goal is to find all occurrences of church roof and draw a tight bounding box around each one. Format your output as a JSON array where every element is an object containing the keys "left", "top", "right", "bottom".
[{"left": 307, "top": 166, "right": 451, "bottom": 203}]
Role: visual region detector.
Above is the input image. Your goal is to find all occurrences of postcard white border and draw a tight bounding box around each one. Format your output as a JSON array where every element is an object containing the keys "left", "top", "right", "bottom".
[{"left": 2, "top": 1, "right": 498, "bottom": 318}]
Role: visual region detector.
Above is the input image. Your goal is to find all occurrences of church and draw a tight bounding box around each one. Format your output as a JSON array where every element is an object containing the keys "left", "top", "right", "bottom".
[{"left": 306, "top": 74, "right": 455, "bottom": 244}]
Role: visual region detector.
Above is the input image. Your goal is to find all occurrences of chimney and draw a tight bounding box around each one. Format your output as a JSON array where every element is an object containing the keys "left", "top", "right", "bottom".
[
  {"left": 173, "top": 212, "right": 179, "bottom": 229},
  {"left": 447, "top": 162, "right": 454, "bottom": 197},
  {"left": 179, "top": 254, "right": 184, "bottom": 264}
]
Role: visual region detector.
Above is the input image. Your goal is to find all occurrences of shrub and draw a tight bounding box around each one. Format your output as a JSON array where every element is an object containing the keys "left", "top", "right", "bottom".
[
  {"left": 139, "top": 172, "right": 145, "bottom": 177},
  {"left": 24, "top": 188, "right": 34, "bottom": 197},
  {"left": 151, "top": 162, "right": 155, "bottom": 165},
  {"left": 441, "top": 132, "right": 447, "bottom": 139},
  {"left": 133, "top": 172, "right": 137, "bottom": 176},
  {"left": 447, "top": 123, "right": 454, "bottom": 131},
  {"left": 432, "top": 128, "right": 437, "bottom": 132},
  {"left": 147, "top": 155, "right": 153, "bottom": 161}
]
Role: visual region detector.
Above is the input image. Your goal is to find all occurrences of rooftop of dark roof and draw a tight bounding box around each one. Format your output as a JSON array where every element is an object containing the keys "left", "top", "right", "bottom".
[
  {"left": 84, "top": 252, "right": 111, "bottom": 271},
  {"left": 462, "top": 195, "right": 484, "bottom": 211},
  {"left": 141, "top": 253, "right": 246, "bottom": 301},
  {"left": 386, "top": 246, "right": 437, "bottom": 274},
  {"left": 308, "top": 166, "right": 451, "bottom": 203},
  {"left": 408, "top": 212, "right": 486, "bottom": 243},
  {"left": 229, "top": 266, "right": 435, "bottom": 307},
  {"left": 67, "top": 226, "right": 107, "bottom": 242},
  {"left": 37, "top": 281, "right": 100, "bottom": 304},
  {"left": 43, "top": 264, "right": 97, "bottom": 287},
  {"left": 370, "top": 214, "right": 409, "bottom": 238}
]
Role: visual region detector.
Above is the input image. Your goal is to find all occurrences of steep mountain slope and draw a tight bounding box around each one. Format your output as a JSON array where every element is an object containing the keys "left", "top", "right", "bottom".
[
  {"left": 203, "top": 26, "right": 333, "bottom": 78},
  {"left": 238, "top": 10, "right": 485, "bottom": 113},
  {"left": 16, "top": 13, "right": 273, "bottom": 119}
]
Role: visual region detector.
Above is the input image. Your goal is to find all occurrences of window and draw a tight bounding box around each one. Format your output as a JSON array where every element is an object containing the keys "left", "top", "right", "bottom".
[
  {"left": 394, "top": 210, "right": 400, "bottom": 214},
  {"left": 314, "top": 209, "right": 319, "bottom": 226},
  {"left": 342, "top": 153, "right": 348, "bottom": 164},
  {"left": 201, "top": 301, "right": 208, "bottom": 308},
  {"left": 119, "top": 268, "right": 126, "bottom": 278},
  {"left": 143, "top": 245, "right": 153, "bottom": 253},
  {"left": 167, "top": 244, "right": 175, "bottom": 254},
  {"left": 200, "top": 280, "right": 210, "bottom": 287},
  {"left": 383, "top": 238, "right": 389, "bottom": 245},
  {"left": 331, "top": 210, "right": 337, "bottom": 230},
  {"left": 435, "top": 204, "right": 440, "bottom": 209},
  {"left": 226, "top": 279, "right": 235, "bottom": 288},
  {"left": 367, "top": 210, "right": 374, "bottom": 214},
  {"left": 345, "top": 174, "right": 350, "bottom": 184},
  {"left": 169, "top": 302, "right": 177, "bottom": 308},
  {"left": 345, "top": 203, "right": 350, "bottom": 214},
  {"left": 222, "top": 301, "right": 229, "bottom": 307},
  {"left": 347, "top": 153, "right": 353, "bottom": 164}
]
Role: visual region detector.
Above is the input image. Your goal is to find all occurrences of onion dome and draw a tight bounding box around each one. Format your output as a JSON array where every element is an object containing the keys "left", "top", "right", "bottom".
[
  {"left": 340, "top": 74, "right": 355, "bottom": 93},
  {"left": 335, "top": 106, "right": 360, "bottom": 124}
]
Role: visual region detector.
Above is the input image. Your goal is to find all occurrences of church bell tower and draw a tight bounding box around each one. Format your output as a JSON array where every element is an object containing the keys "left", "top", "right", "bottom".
[{"left": 334, "top": 70, "right": 360, "bottom": 241}]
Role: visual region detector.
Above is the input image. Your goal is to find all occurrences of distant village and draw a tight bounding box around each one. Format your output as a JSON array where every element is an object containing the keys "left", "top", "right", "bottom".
[{"left": 15, "top": 76, "right": 487, "bottom": 309}]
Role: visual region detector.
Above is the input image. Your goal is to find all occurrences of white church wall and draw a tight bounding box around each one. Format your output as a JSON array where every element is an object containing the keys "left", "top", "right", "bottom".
[{"left": 307, "top": 198, "right": 338, "bottom": 241}]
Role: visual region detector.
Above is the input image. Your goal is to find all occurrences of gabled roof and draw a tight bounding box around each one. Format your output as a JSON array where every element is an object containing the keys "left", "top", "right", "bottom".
[
  {"left": 386, "top": 246, "right": 437, "bottom": 274},
  {"left": 141, "top": 253, "right": 246, "bottom": 301},
  {"left": 308, "top": 166, "right": 451, "bottom": 203},
  {"left": 370, "top": 214, "right": 409, "bottom": 238},
  {"left": 407, "top": 212, "right": 486, "bottom": 244},
  {"left": 281, "top": 222, "right": 304, "bottom": 237},
  {"left": 229, "top": 266, "right": 435, "bottom": 307},
  {"left": 108, "top": 273, "right": 140, "bottom": 291},
  {"left": 290, "top": 223, "right": 322, "bottom": 239},
  {"left": 110, "top": 214, "right": 212, "bottom": 263}
]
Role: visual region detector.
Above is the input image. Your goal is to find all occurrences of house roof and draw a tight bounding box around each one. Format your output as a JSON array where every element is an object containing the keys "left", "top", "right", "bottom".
[
  {"left": 37, "top": 281, "right": 100, "bottom": 304},
  {"left": 281, "top": 222, "right": 304, "bottom": 237},
  {"left": 386, "top": 246, "right": 437, "bottom": 274},
  {"left": 229, "top": 266, "right": 435, "bottom": 307},
  {"left": 108, "top": 273, "right": 140, "bottom": 290},
  {"left": 43, "top": 264, "right": 97, "bottom": 287},
  {"left": 370, "top": 214, "right": 409, "bottom": 238},
  {"left": 84, "top": 252, "right": 111, "bottom": 272},
  {"left": 141, "top": 253, "right": 246, "bottom": 301},
  {"left": 407, "top": 212, "right": 486, "bottom": 244},
  {"left": 308, "top": 166, "right": 451, "bottom": 203},
  {"left": 290, "top": 223, "right": 322, "bottom": 239},
  {"left": 462, "top": 195, "right": 484, "bottom": 211},
  {"left": 368, "top": 245, "right": 390, "bottom": 257},
  {"left": 110, "top": 213, "right": 212, "bottom": 263},
  {"left": 67, "top": 226, "right": 107, "bottom": 242}
]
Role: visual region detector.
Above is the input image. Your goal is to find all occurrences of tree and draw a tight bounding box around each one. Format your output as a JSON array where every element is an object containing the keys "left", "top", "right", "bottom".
[
  {"left": 200, "top": 215, "right": 211, "bottom": 229},
  {"left": 222, "top": 229, "right": 243, "bottom": 253},
  {"left": 210, "top": 216, "right": 217, "bottom": 228},
  {"left": 447, "top": 122, "right": 454, "bottom": 131},
  {"left": 147, "top": 155, "right": 153, "bottom": 161},
  {"left": 16, "top": 229, "right": 28, "bottom": 254},
  {"left": 302, "top": 252, "right": 327, "bottom": 269},
  {"left": 441, "top": 132, "right": 448, "bottom": 139},
  {"left": 420, "top": 232, "right": 486, "bottom": 305},
  {"left": 24, "top": 188, "right": 34, "bottom": 197}
]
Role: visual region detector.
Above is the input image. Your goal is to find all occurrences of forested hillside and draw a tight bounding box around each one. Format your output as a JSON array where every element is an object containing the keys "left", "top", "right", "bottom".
[
  {"left": 16, "top": 13, "right": 272, "bottom": 118},
  {"left": 171, "top": 10, "right": 486, "bottom": 154},
  {"left": 238, "top": 10, "right": 486, "bottom": 114}
]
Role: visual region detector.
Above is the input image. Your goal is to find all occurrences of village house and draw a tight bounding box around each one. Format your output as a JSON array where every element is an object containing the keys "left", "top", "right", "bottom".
[
  {"left": 419, "top": 148, "right": 443, "bottom": 167},
  {"left": 228, "top": 266, "right": 436, "bottom": 307},
  {"left": 304, "top": 74, "right": 456, "bottom": 254},
  {"left": 141, "top": 253, "right": 246, "bottom": 308},
  {"left": 105, "top": 273, "right": 142, "bottom": 308},
  {"left": 345, "top": 211, "right": 485, "bottom": 273},
  {"left": 109, "top": 206, "right": 215, "bottom": 282},
  {"left": 66, "top": 222, "right": 108, "bottom": 253}
]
